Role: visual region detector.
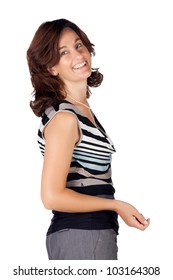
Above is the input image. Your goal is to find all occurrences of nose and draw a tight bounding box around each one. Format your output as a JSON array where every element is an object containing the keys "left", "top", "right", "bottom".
[{"left": 72, "top": 48, "right": 83, "bottom": 59}]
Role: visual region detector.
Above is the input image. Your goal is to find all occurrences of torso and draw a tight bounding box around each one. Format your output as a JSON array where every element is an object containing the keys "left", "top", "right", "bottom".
[{"left": 38, "top": 100, "right": 119, "bottom": 235}]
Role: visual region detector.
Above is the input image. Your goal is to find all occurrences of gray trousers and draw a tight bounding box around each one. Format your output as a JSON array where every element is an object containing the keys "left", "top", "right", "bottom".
[{"left": 46, "top": 228, "right": 118, "bottom": 260}]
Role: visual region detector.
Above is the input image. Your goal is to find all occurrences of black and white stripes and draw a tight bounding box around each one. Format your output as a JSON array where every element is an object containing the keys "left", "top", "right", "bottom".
[{"left": 38, "top": 100, "right": 119, "bottom": 235}]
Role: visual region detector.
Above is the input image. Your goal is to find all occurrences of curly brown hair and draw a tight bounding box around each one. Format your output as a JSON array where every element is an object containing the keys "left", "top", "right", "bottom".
[{"left": 27, "top": 19, "right": 103, "bottom": 117}]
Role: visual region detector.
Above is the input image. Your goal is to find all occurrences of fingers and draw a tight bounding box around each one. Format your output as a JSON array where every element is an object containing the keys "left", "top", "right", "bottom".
[
  {"left": 116, "top": 200, "right": 150, "bottom": 231},
  {"left": 136, "top": 213, "right": 148, "bottom": 224},
  {"left": 133, "top": 213, "right": 150, "bottom": 230}
]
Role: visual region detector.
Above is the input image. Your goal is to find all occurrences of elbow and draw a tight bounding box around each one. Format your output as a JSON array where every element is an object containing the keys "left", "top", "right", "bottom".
[
  {"left": 41, "top": 198, "right": 54, "bottom": 210},
  {"left": 41, "top": 191, "right": 63, "bottom": 211}
]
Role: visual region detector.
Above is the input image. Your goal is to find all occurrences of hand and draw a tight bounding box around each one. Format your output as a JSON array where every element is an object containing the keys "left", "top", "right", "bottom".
[{"left": 116, "top": 200, "right": 150, "bottom": 231}]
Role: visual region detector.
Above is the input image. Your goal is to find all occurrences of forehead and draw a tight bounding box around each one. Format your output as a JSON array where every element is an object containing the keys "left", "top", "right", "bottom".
[{"left": 59, "top": 28, "right": 80, "bottom": 46}]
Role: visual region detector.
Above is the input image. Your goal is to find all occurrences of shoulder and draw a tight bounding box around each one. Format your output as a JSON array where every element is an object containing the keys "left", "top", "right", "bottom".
[
  {"left": 42, "top": 102, "right": 79, "bottom": 123},
  {"left": 51, "top": 111, "right": 78, "bottom": 127},
  {"left": 44, "top": 110, "right": 78, "bottom": 140},
  {"left": 41, "top": 103, "right": 79, "bottom": 129}
]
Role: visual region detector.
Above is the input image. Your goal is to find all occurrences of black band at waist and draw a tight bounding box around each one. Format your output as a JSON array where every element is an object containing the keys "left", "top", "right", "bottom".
[{"left": 47, "top": 210, "right": 119, "bottom": 236}]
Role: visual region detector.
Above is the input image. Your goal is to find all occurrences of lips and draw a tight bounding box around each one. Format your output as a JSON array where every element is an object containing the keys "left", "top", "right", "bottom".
[{"left": 73, "top": 61, "right": 86, "bottom": 69}]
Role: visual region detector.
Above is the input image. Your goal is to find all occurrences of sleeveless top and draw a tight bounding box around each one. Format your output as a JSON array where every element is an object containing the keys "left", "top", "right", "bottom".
[{"left": 38, "top": 100, "right": 119, "bottom": 235}]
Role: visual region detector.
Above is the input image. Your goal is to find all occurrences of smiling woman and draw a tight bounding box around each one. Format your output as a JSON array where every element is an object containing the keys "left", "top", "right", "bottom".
[
  {"left": 26, "top": 18, "right": 150, "bottom": 260},
  {"left": 50, "top": 28, "right": 92, "bottom": 88},
  {"left": 27, "top": 19, "right": 102, "bottom": 118}
]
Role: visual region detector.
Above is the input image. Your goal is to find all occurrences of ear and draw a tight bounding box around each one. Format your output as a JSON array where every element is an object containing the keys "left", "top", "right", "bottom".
[{"left": 47, "top": 66, "right": 58, "bottom": 76}]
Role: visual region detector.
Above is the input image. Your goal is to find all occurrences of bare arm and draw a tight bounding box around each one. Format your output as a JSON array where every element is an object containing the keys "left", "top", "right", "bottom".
[{"left": 41, "top": 112, "right": 150, "bottom": 231}]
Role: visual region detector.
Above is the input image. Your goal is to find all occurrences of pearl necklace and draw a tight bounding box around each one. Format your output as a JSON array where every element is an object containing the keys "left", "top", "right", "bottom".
[{"left": 67, "top": 94, "right": 90, "bottom": 110}]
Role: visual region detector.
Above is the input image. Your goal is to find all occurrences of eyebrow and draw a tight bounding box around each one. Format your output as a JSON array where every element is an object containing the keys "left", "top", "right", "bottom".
[{"left": 59, "top": 37, "right": 81, "bottom": 51}]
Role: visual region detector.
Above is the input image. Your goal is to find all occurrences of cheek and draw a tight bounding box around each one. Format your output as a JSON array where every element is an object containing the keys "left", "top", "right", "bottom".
[
  {"left": 60, "top": 58, "right": 71, "bottom": 69},
  {"left": 86, "top": 52, "right": 91, "bottom": 65},
  {"left": 58, "top": 65, "right": 72, "bottom": 80},
  {"left": 56, "top": 60, "right": 70, "bottom": 75}
]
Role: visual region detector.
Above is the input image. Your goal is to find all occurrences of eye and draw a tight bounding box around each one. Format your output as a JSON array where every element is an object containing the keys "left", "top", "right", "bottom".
[
  {"left": 76, "top": 42, "right": 82, "bottom": 49},
  {"left": 60, "top": 50, "right": 68, "bottom": 57}
]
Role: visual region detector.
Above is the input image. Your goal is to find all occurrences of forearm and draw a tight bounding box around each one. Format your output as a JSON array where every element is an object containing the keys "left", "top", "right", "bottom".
[
  {"left": 42, "top": 187, "right": 118, "bottom": 213},
  {"left": 42, "top": 186, "right": 150, "bottom": 231}
]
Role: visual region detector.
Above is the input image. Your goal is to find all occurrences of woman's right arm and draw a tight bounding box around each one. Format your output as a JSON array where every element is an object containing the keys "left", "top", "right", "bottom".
[{"left": 41, "top": 112, "right": 150, "bottom": 231}]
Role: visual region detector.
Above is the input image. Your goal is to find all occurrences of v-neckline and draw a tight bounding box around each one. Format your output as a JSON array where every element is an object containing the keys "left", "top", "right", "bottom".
[
  {"left": 62, "top": 100, "right": 99, "bottom": 129},
  {"left": 61, "top": 100, "right": 115, "bottom": 150}
]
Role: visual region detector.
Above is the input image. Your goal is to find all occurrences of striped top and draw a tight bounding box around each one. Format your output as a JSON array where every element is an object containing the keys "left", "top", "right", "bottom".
[{"left": 38, "top": 100, "right": 119, "bottom": 235}]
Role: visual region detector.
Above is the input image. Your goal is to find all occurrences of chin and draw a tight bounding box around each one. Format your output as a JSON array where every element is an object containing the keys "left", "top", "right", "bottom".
[{"left": 78, "top": 71, "right": 91, "bottom": 79}]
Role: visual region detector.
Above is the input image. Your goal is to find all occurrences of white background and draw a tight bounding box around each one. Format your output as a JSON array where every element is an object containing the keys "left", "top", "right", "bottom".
[{"left": 0, "top": 0, "right": 172, "bottom": 278}]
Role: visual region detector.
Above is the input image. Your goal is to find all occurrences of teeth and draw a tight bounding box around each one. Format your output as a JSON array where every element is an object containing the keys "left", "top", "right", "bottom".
[{"left": 73, "top": 62, "right": 86, "bottom": 69}]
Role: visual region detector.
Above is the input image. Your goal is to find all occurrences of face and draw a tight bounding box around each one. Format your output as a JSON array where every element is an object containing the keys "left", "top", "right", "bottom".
[{"left": 51, "top": 28, "right": 92, "bottom": 86}]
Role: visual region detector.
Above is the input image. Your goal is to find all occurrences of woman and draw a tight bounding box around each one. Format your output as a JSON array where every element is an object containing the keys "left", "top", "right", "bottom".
[{"left": 27, "top": 18, "right": 150, "bottom": 260}]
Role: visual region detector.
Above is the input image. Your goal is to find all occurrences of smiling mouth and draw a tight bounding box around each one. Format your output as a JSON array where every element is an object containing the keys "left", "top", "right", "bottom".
[{"left": 73, "top": 61, "right": 87, "bottom": 70}]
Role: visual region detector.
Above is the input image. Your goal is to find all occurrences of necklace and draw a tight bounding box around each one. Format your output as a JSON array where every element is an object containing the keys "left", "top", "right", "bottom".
[{"left": 67, "top": 94, "right": 90, "bottom": 110}]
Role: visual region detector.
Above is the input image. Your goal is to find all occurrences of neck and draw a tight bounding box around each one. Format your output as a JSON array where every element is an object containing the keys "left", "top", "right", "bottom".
[
  {"left": 66, "top": 93, "right": 90, "bottom": 110},
  {"left": 65, "top": 82, "right": 88, "bottom": 102}
]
